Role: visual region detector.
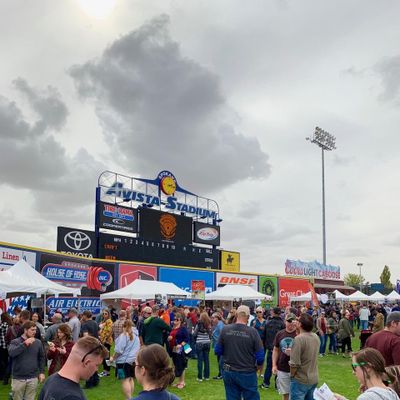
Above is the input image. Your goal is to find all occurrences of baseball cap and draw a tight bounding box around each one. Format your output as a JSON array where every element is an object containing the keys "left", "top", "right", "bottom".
[
  {"left": 237, "top": 305, "right": 250, "bottom": 316},
  {"left": 387, "top": 311, "right": 400, "bottom": 325},
  {"left": 285, "top": 313, "right": 296, "bottom": 322}
]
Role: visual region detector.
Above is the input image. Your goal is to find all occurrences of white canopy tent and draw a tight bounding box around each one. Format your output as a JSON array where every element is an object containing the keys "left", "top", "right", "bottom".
[
  {"left": 347, "top": 290, "right": 370, "bottom": 301},
  {"left": 368, "top": 291, "right": 386, "bottom": 302},
  {"left": 205, "top": 284, "right": 272, "bottom": 301},
  {"left": 0, "top": 259, "right": 81, "bottom": 297},
  {"left": 100, "top": 279, "right": 191, "bottom": 301},
  {"left": 333, "top": 290, "right": 349, "bottom": 301},
  {"left": 289, "top": 291, "right": 321, "bottom": 302},
  {"left": 386, "top": 290, "right": 400, "bottom": 302}
]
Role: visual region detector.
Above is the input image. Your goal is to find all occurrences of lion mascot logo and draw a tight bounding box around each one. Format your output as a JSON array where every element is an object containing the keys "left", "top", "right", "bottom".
[{"left": 160, "top": 214, "right": 177, "bottom": 240}]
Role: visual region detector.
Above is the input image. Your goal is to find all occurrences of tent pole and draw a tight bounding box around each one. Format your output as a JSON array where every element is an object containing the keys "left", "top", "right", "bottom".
[{"left": 43, "top": 292, "right": 47, "bottom": 323}]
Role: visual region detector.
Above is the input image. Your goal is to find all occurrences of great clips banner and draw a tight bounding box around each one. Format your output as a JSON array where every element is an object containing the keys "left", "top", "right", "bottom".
[{"left": 278, "top": 277, "right": 310, "bottom": 307}]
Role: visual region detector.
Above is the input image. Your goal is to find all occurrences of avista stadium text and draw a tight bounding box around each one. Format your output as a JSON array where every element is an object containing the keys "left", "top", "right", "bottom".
[
  {"left": 285, "top": 265, "right": 340, "bottom": 280},
  {"left": 106, "top": 182, "right": 217, "bottom": 219}
]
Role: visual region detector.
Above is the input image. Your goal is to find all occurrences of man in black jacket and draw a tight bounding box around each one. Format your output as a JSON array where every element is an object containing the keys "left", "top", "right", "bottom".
[{"left": 261, "top": 307, "right": 285, "bottom": 389}]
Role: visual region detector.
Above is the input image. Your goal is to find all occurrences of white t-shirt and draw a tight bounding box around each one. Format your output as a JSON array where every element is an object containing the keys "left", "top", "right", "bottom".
[{"left": 359, "top": 308, "right": 370, "bottom": 321}]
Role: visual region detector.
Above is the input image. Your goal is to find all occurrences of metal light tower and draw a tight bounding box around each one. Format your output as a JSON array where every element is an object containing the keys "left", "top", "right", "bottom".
[
  {"left": 357, "top": 262, "right": 363, "bottom": 292},
  {"left": 306, "top": 127, "right": 336, "bottom": 266}
]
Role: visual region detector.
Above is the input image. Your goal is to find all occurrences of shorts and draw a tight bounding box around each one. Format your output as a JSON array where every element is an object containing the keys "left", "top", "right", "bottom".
[
  {"left": 277, "top": 370, "right": 291, "bottom": 395},
  {"left": 172, "top": 352, "right": 187, "bottom": 378},
  {"left": 115, "top": 362, "right": 135, "bottom": 380}
]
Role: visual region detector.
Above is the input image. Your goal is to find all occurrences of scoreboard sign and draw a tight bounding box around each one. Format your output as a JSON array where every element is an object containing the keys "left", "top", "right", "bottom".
[
  {"left": 99, "top": 233, "right": 219, "bottom": 269},
  {"left": 140, "top": 208, "right": 192, "bottom": 245}
]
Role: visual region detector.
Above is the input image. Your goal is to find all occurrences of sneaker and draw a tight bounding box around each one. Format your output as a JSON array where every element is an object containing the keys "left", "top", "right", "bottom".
[
  {"left": 204, "top": 378, "right": 210, "bottom": 381},
  {"left": 260, "top": 383, "right": 270, "bottom": 389},
  {"left": 319, "top": 354, "right": 324, "bottom": 357},
  {"left": 197, "top": 378, "right": 203, "bottom": 382},
  {"left": 213, "top": 376, "right": 222, "bottom": 380},
  {"left": 98, "top": 371, "right": 110, "bottom": 377}
]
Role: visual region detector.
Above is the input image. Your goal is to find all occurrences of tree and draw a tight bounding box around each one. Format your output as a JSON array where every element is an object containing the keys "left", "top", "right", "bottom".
[
  {"left": 344, "top": 273, "right": 365, "bottom": 288},
  {"left": 380, "top": 265, "right": 393, "bottom": 289}
]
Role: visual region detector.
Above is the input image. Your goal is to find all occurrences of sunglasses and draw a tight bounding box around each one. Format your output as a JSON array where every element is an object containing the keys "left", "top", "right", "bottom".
[
  {"left": 351, "top": 362, "right": 367, "bottom": 371},
  {"left": 81, "top": 344, "right": 105, "bottom": 363},
  {"left": 256, "top": 311, "right": 263, "bottom": 314}
]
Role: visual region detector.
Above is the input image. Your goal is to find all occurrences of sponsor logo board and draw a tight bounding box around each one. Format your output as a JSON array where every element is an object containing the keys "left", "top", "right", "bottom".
[
  {"left": 216, "top": 272, "right": 257, "bottom": 291},
  {"left": 0, "top": 246, "right": 37, "bottom": 270},
  {"left": 193, "top": 222, "right": 220, "bottom": 246},
  {"left": 46, "top": 297, "right": 101, "bottom": 316},
  {"left": 57, "top": 227, "right": 96, "bottom": 258},
  {"left": 278, "top": 277, "right": 311, "bottom": 307},
  {"left": 98, "top": 202, "right": 138, "bottom": 233},
  {"left": 220, "top": 250, "right": 240, "bottom": 272},
  {"left": 258, "top": 276, "right": 278, "bottom": 306},
  {"left": 285, "top": 259, "right": 341, "bottom": 281}
]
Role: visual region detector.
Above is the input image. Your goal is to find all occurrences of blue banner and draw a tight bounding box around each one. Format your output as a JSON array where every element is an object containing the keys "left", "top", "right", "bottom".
[
  {"left": 159, "top": 267, "right": 214, "bottom": 306},
  {"left": 46, "top": 297, "right": 101, "bottom": 316}
]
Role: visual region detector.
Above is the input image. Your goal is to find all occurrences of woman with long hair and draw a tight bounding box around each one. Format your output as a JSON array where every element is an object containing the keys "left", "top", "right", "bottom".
[
  {"left": 194, "top": 312, "right": 212, "bottom": 381},
  {"left": 47, "top": 323, "right": 74, "bottom": 375},
  {"left": 110, "top": 319, "right": 140, "bottom": 400},
  {"left": 32, "top": 312, "right": 45, "bottom": 340},
  {"left": 167, "top": 313, "right": 190, "bottom": 389},
  {"left": 99, "top": 308, "right": 114, "bottom": 377},
  {"left": 132, "top": 344, "right": 180, "bottom": 400},
  {"left": 336, "top": 348, "right": 399, "bottom": 400}
]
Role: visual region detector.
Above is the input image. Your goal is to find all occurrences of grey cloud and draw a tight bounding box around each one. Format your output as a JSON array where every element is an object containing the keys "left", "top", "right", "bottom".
[
  {"left": 0, "top": 80, "right": 105, "bottom": 220},
  {"left": 70, "top": 15, "right": 270, "bottom": 194},
  {"left": 375, "top": 55, "right": 400, "bottom": 102}
]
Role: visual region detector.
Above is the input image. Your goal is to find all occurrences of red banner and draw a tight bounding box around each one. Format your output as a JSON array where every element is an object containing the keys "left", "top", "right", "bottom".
[
  {"left": 308, "top": 282, "right": 319, "bottom": 307},
  {"left": 278, "top": 277, "right": 310, "bottom": 307}
]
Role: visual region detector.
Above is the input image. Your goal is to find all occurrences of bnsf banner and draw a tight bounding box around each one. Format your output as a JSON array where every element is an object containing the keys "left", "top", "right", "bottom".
[{"left": 216, "top": 272, "right": 258, "bottom": 291}]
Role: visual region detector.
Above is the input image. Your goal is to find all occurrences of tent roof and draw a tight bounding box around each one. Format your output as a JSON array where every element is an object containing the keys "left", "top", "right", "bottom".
[
  {"left": 333, "top": 289, "right": 349, "bottom": 300},
  {"left": 368, "top": 291, "right": 386, "bottom": 301},
  {"left": 0, "top": 259, "right": 80, "bottom": 297},
  {"left": 100, "top": 279, "right": 191, "bottom": 300},
  {"left": 386, "top": 290, "right": 400, "bottom": 301},
  {"left": 290, "top": 291, "right": 321, "bottom": 302},
  {"left": 347, "top": 290, "right": 369, "bottom": 301},
  {"left": 205, "top": 284, "right": 271, "bottom": 301}
]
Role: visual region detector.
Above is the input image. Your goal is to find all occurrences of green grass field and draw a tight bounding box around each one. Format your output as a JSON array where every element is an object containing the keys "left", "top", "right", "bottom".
[{"left": 0, "top": 341, "right": 361, "bottom": 399}]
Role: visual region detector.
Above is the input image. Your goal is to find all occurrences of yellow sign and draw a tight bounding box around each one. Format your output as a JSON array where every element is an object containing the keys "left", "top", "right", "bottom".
[{"left": 220, "top": 251, "right": 240, "bottom": 272}]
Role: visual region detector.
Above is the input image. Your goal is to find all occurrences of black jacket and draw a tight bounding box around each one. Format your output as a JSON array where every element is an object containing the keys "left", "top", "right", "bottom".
[{"left": 264, "top": 316, "right": 285, "bottom": 350}]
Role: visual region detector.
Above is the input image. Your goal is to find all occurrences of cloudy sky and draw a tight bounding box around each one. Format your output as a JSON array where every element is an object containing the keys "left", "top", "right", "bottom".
[{"left": 1, "top": 0, "right": 400, "bottom": 283}]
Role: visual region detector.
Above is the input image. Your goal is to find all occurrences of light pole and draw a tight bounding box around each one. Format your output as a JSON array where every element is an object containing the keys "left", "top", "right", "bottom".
[
  {"left": 357, "top": 262, "right": 363, "bottom": 292},
  {"left": 306, "top": 127, "right": 336, "bottom": 266}
]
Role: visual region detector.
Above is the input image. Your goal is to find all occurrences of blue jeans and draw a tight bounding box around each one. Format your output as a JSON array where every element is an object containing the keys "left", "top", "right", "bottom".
[
  {"left": 360, "top": 320, "right": 368, "bottom": 330},
  {"left": 263, "top": 349, "right": 273, "bottom": 386},
  {"left": 223, "top": 369, "right": 260, "bottom": 400},
  {"left": 328, "top": 333, "right": 337, "bottom": 353},
  {"left": 319, "top": 334, "right": 327, "bottom": 355},
  {"left": 290, "top": 378, "right": 317, "bottom": 400},
  {"left": 197, "top": 343, "right": 210, "bottom": 379}
]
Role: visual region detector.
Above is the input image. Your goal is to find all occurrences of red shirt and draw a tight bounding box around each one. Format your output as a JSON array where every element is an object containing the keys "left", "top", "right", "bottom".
[{"left": 365, "top": 329, "right": 400, "bottom": 366}]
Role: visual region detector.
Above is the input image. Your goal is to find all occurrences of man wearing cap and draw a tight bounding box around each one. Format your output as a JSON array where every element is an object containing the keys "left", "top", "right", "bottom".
[
  {"left": 289, "top": 313, "right": 320, "bottom": 400},
  {"left": 365, "top": 311, "right": 400, "bottom": 366},
  {"left": 272, "top": 314, "right": 297, "bottom": 400},
  {"left": 261, "top": 307, "right": 285, "bottom": 389},
  {"left": 67, "top": 308, "right": 81, "bottom": 342},
  {"left": 140, "top": 305, "right": 171, "bottom": 346},
  {"left": 215, "top": 305, "right": 265, "bottom": 400},
  {"left": 45, "top": 313, "right": 63, "bottom": 342}
]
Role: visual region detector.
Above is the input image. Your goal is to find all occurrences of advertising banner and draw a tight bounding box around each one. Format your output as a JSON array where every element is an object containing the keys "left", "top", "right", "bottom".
[
  {"left": 98, "top": 202, "right": 138, "bottom": 233},
  {"left": 216, "top": 272, "right": 258, "bottom": 291},
  {"left": 99, "top": 233, "right": 219, "bottom": 269},
  {"left": 258, "top": 276, "right": 278, "bottom": 306},
  {"left": 140, "top": 208, "right": 192, "bottom": 245},
  {"left": 193, "top": 222, "right": 220, "bottom": 246},
  {"left": 46, "top": 297, "right": 101, "bottom": 316},
  {"left": 278, "top": 277, "right": 311, "bottom": 307},
  {"left": 40, "top": 253, "right": 115, "bottom": 297},
  {"left": 220, "top": 250, "right": 240, "bottom": 272},
  {"left": 118, "top": 264, "right": 157, "bottom": 288},
  {"left": 191, "top": 280, "right": 206, "bottom": 300},
  {"left": 0, "top": 246, "right": 37, "bottom": 271},
  {"left": 159, "top": 267, "right": 214, "bottom": 305},
  {"left": 285, "top": 259, "right": 341, "bottom": 281},
  {"left": 57, "top": 227, "right": 96, "bottom": 258}
]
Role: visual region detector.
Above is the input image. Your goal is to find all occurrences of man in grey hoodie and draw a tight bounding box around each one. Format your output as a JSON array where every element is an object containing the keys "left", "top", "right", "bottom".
[{"left": 8, "top": 321, "right": 45, "bottom": 400}]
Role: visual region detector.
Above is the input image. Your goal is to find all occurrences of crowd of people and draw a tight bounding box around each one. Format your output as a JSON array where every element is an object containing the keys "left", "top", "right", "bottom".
[{"left": 1, "top": 300, "right": 400, "bottom": 400}]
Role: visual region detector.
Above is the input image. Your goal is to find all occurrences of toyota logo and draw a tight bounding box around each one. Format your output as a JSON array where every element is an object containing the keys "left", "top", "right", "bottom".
[{"left": 64, "top": 231, "right": 91, "bottom": 251}]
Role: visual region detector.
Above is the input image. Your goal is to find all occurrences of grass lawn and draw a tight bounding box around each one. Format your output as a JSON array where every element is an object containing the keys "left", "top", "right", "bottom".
[{"left": 0, "top": 340, "right": 361, "bottom": 399}]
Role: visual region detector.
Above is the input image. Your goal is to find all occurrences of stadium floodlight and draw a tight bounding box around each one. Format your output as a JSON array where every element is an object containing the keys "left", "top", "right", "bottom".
[{"left": 306, "top": 127, "right": 337, "bottom": 266}]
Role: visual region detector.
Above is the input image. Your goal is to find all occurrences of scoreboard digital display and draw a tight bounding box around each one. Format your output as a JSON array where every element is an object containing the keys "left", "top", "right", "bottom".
[{"left": 98, "top": 233, "right": 219, "bottom": 269}]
